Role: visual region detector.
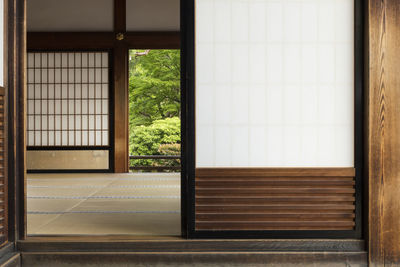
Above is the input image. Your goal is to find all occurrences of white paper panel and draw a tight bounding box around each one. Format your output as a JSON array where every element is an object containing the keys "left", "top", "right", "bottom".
[
  {"left": 27, "top": 0, "right": 113, "bottom": 32},
  {"left": 27, "top": 52, "right": 110, "bottom": 147},
  {"left": 126, "top": 0, "right": 180, "bottom": 31},
  {"left": 195, "top": 0, "right": 354, "bottom": 167}
]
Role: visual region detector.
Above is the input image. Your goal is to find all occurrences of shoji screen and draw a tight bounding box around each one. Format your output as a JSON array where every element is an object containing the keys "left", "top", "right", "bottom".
[
  {"left": 26, "top": 52, "right": 111, "bottom": 171},
  {"left": 194, "top": 0, "right": 356, "bottom": 232}
]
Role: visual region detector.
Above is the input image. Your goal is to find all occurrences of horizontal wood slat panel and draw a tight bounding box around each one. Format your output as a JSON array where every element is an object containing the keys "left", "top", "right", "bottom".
[
  {"left": 196, "top": 213, "right": 355, "bottom": 221},
  {"left": 195, "top": 168, "right": 356, "bottom": 231},
  {"left": 196, "top": 205, "right": 356, "bottom": 212},
  {"left": 196, "top": 199, "right": 355, "bottom": 205},
  {"left": 196, "top": 180, "right": 355, "bottom": 186},
  {"left": 195, "top": 222, "right": 355, "bottom": 231},
  {"left": 196, "top": 168, "right": 355, "bottom": 177},
  {"left": 0, "top": 92, "right": 6, "bottom": 245}
]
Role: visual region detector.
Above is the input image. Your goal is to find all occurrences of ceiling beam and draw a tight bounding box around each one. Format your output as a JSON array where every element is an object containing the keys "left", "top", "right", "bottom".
[
  {"left": 125, "top": 32, "right": 180, "bottom": 49},
  {"left": 27, "top": 32, "right": 180, "bottom": 50},
  {"left": 114, "top": 0, "right": 126, "bottom": 33},
  {"left": 27, "top": 32, "right": 115, "bottom": 50}
]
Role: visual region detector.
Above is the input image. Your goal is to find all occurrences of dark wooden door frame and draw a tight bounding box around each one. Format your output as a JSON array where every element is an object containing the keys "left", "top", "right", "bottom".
[
  {"left": 7, "top": 0, "right": 26, "bottom": 244},
  {"left": 366, "top": 0, "right": 400, "bottom": 265},
  {"left": 0, "top": 0, "right": 8, "bottom": 248},
  {"left": 182, "top": 0, "right": 365, "bottom": 239}
]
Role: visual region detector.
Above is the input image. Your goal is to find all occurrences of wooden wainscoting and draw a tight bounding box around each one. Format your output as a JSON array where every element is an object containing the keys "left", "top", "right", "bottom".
[
  {"left": 195, "top": 168, "right": 356, "bottom": 231},
  {"left": 0, "top": 87, "right": 7, "bottom": 244}
]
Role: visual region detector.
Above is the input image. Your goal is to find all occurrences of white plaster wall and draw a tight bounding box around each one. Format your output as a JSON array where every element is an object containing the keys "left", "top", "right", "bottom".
[
  {"left": 27, "top": 0, "right": 180, "bottom": 32},
  {"left": 27, "top": 0, "right": 114, "bottom": 32},
  {"left": 126, "top": 0, "right": 180, "bottom": 31}
]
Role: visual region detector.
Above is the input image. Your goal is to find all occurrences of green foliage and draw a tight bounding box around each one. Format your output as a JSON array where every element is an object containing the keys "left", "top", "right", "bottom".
[
  {"left": 158, "top": 143, "right": 180, "bottom": 156},
  {"left": 158, "top": 144, "right": 181, "bottom": 167},
  {"left": 129, "top": 49, "right": 180, "bottom": 127},
  {"left": 128, "top": 49, "right": 181, "bottom": 171},
  {"left": 129, "top": 117, "right": 180, "bottom": 167}
]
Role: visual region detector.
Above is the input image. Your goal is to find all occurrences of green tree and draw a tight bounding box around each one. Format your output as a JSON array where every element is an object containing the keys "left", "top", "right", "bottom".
[
  {"left": 129, "top": 117, "right": 181, "bottom": 167},
  {"left": 128, "top": 49, "right": 181, "bottom": 171},
  {"left": 129, "top": 49, "right": 180, "bottom": 127}
]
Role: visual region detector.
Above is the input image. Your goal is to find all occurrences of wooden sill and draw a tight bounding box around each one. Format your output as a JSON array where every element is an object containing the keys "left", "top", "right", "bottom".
[{"left": 17, "top": 238, "right": 365, "bottom": 253}]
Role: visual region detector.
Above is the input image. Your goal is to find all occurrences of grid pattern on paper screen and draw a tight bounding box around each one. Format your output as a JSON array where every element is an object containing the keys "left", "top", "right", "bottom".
[
  {"left": 27, "top": 52, "right": 110, "bottom": 146},
  {"left": 195, "top": 0, "right": 354, "bottom": 167}
]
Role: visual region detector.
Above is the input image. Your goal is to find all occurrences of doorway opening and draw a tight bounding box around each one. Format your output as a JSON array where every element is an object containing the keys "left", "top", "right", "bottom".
[
  {"left": 24, "top": 0, "right": 182, "bottom": 237},
  {"left": 128, "top": 49, "right": 181, "bottom": 173}
]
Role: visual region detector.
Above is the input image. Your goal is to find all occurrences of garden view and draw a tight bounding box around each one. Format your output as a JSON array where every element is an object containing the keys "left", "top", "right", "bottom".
[{"left": 129, "top": 49, "right": 181, "bottom": 171}]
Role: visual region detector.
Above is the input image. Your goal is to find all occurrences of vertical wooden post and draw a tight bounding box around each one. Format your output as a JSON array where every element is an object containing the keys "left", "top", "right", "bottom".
[
  {"left": 113, "top": 0, "right": 128, "bottom": 172},
  {"left": 368, "top": 0, "right": 400, "bottom": 265},
  {"left": 7, "top": 0, "right": 27, "bottom": 239}
]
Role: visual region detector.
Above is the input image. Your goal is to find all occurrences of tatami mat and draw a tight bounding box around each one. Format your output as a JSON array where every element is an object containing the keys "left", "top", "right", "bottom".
[{"left": 27, "top": 173, "right": 181, "bottom": 236}]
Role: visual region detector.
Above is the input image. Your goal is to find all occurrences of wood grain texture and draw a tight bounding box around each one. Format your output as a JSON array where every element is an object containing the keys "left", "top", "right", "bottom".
[
  {"left": 113, "top": 0, "right": 128, "bottom": 173},
  {"left": 195, "top": 168, "right": 356, "bottom": 231},
  {"left": 0, "top": 88, "right": 7, "bottom": 246},
  {"left": 20, "top": 252, "right": 367, "bottom": 267},
  {"left": 196, "top": 168, "right": 355, "bottom": 177},
  {"left": 113, "top": 43, "right": 129, "bottom": 172},
  {"left": 368, "top": 0, "right": 400, "bottom": 265},
  {"left": 6, "top": 0, "right": 27, "bottom": 241},
  {"left": 17, "top": 239, "right": 366, "bottom": 252}
]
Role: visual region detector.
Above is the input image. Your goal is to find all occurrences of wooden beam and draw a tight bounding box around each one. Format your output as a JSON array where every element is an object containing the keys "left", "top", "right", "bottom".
[
  {"left": 368, "top": 0, "right": 400, "bottom": 265},
  {"left": 125, "top": 32, "right": 180, "bottom": 49},
  {"left": 114, "top": 0, "right": 126, "bottom": 33},
  {"left": 27, "top": 32, "right": 180, "bottom": 50},
  {"left": 27, "top": 32, "right": 115, "bottom": 50}
]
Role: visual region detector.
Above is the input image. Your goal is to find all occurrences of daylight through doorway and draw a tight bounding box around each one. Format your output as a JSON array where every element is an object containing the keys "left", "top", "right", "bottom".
[{"left": 26, "top": 49, "right": 181, "bottom": 236}]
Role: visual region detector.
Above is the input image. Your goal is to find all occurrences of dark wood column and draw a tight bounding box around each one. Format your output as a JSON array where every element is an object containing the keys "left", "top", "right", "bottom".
[
  {"left": 8, "top": 0, "right": 27, "bottom": 240},
  {"left": 368, "top": 0, "right": 400, "bottom": 265},
  {"left": 113, "top": 0, "right": 129, "bottom": 172},
  {"left": 113, "top": 42, "right": 129, "bottom": 173}
]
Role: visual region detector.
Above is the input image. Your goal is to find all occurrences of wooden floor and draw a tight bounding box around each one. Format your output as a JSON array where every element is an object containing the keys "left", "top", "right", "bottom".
[{"left": 27, "top": 173, "right": 181, "bottom": 236}]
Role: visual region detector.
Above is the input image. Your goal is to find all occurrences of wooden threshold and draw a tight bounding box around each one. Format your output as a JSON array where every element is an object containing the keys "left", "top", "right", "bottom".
[
  {"left": 20, "top": 251, "right": 367, "bottom": 267},
  {"left": 17, "top": 238, "right": 365, "bottom": 252}
]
